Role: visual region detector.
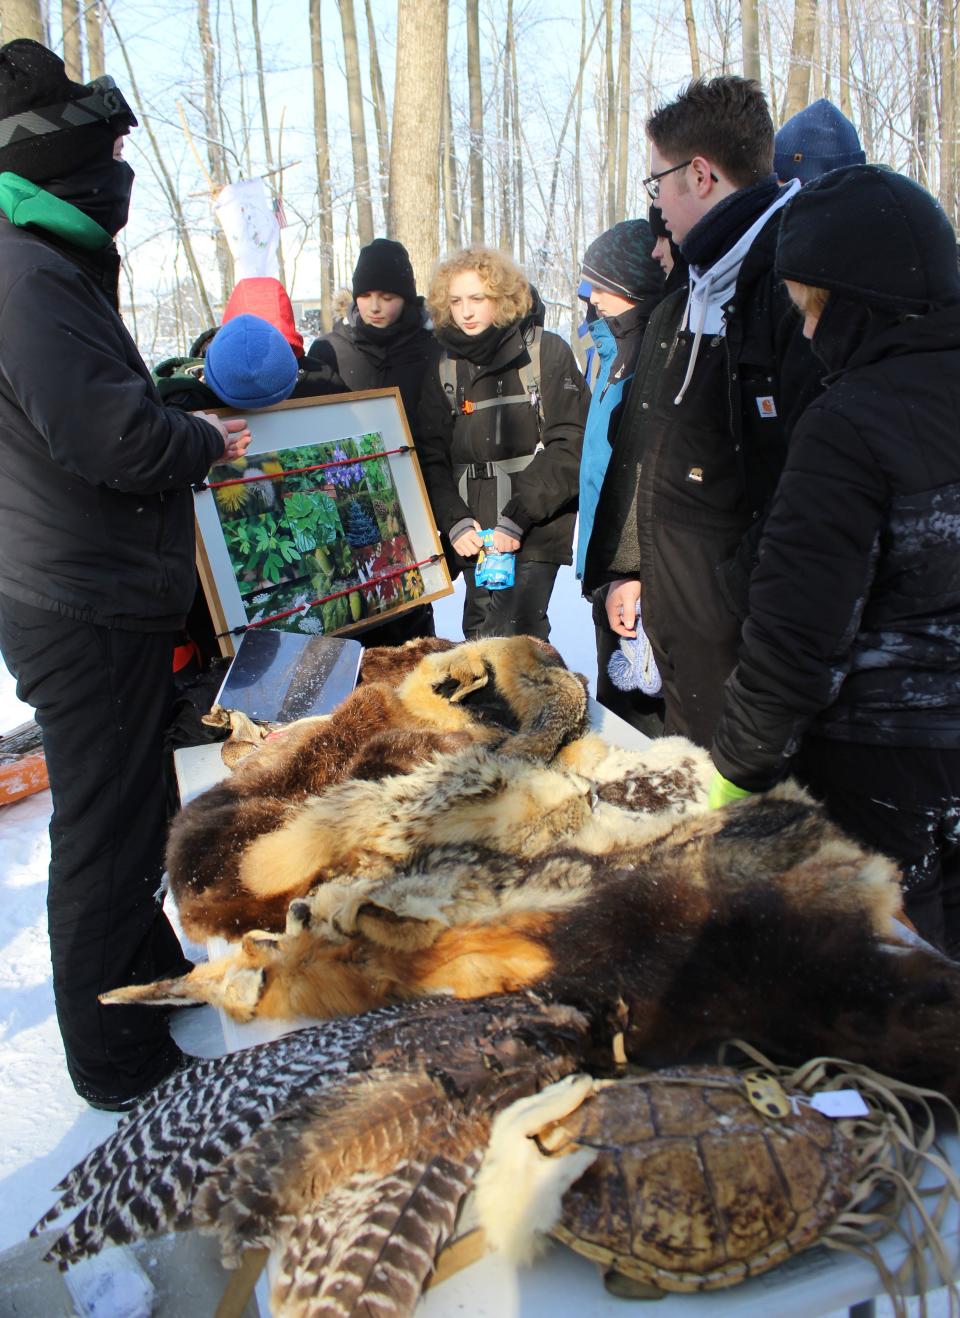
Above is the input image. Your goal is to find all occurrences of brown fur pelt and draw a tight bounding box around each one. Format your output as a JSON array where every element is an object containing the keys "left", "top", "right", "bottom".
[
  {"left": 167, "top": 636, "right": 589, "bottom": 941},
  {"left": 113, "top": 729, "right": 960, "bottom": 1098},
  {"left": 356, "top": 636, "right": 458, "bottom": 687}
]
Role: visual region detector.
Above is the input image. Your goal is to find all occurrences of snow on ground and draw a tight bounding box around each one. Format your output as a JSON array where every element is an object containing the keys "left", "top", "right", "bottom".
[{"left": 0, "top": 569, "right": 950, "bottom": 1314}]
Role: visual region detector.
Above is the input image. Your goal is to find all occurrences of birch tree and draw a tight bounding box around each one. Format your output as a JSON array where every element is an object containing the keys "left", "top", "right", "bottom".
[
  {"left": 61, "top": 0, "right": 83, "bottom": 79},
  {"left": 364, "top": 0, "right": 390, "bottom": 215}
]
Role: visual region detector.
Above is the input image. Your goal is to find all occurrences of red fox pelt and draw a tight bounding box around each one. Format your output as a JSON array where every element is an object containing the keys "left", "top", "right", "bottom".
[
  {"left": 167, "top": 635, "right": 590, "bottom": 941},
  {"left": 102, "top": 729, "right": 960, "bottom": 1102}
]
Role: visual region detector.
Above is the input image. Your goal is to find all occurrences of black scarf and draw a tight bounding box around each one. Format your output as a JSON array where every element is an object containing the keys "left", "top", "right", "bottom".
[
  {"left": 352, "top": 298, "right": 423, "bottom": 348},
  {"left": 45, "top": 156, "right": 135, "bottom": 239},
  {"left": 436, "top": 319, "right": 516, "bottom": 366},
  {"left": 681, "top": 174, "right": 781, "bottom": 271}
]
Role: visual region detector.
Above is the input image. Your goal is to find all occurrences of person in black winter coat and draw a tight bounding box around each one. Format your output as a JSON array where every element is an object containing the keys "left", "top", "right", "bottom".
[
  {"left": 306, "top": 238, "right": 437, "bottom": 644},
  {"left": 306, "top": 238, "right": 435, "bottom": 428},
  {"left": 710, "top": 164, "right": 960, "bottom": 955},
  {"left": 593, "top": 77, "right": 822, "bottom": 749},
  {"left": 416, "top": 245, "right": 589, "bottom": 641},
  {"left": 0, "top": 40, "right": 250, "bottom": 1110}
]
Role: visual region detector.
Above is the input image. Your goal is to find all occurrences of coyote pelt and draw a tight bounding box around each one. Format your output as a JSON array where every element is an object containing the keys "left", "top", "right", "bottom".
[{"left": 167, "top": 635, "right": 589, "bottom": 941}]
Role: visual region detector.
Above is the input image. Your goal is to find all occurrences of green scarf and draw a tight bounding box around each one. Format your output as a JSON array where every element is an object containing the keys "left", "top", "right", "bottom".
[{"left": 0, "top": 171, "right": 112, "bottom": 250}]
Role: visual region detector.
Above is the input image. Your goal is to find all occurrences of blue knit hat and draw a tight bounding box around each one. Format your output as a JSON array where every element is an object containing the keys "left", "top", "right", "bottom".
[
  {"left": 204, "top": 313, "right": 299, "bottom": 409},
  {"left": 775, "top": 98, "right": 865, "bottom": 184}
]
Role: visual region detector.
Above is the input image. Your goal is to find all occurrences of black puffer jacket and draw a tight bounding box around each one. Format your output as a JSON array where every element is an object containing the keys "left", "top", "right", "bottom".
[
  {"left": 415, "top": 300, "right": 589, "bottom": 570},
  {"left": 712, "top": 167, "right": 960, "bottom": 789},
  {"left": 0, "top": 219, "right": 223, "bottom": 630},
  {"left": 306, "top": 300, "right": 435, "bottom": 425}
]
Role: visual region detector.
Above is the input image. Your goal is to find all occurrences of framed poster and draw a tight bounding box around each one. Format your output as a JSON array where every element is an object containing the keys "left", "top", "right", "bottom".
[{"left": 194, "top": 387, "right": 452, "bottom": 656}]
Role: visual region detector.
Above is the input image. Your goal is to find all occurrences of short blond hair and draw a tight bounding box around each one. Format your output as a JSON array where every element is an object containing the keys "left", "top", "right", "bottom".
[
  {"left": 784, "top": 279, "right": 830, "bottom": 320},
  {"left": 427, "top": 246, "right": 532, "bottom": 329}
]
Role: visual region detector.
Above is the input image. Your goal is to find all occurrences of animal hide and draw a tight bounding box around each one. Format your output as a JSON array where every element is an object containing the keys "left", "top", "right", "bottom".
[{"left": 167, "top": 635, "right": 589, "bottom": 941}]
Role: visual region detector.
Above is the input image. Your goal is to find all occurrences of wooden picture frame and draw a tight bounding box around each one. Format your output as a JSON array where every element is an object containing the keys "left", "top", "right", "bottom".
[{"left": 194, "top": 387, "right": 452, "bottom": 657}]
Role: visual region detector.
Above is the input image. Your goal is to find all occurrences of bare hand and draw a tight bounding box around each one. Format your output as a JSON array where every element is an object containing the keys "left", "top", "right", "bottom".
[
  {"left": 606, "top": 578, "right": 641, "bottom": 637},
  {"left": 196, "top": 412, "right": 252, "bottom": 465},
  {"left": 491, "top": 529, "right": 521, "bottom": 553},
  {"left": 452, "top": 521, "right": 483, "bottom": 557}
]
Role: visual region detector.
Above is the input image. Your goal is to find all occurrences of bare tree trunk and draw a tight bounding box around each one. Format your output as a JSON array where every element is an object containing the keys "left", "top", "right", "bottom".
[
  {"left": 104, "top": 10, "right": 215, "bottom": 325},
  {"left": 249, "top": 0, "right": 286, "bottom": 285},
  {"left": 467, "top": 0, "right": 485, "bottom": 244},
  {"left": 683, "top": 0, "right": 702, "bottom": 79},
  {"left": 499, "top": 2, "right": 513, "bottom": 250},
  {"left": 2, "top": 0, "right": 44, "bottom": 42},
  {"left": 364, "top": 0, "right": 390, "bottom": 218},
  {"left": 544, "top": 10, "right": 602, "bottom": 251},
  {"left": 84, "top": 0, "right": 105, "bottom": 78},
  {"left": 604, "top": 0, "right": 616, "bottom": 226},
  {"left": 510, "top": 5, "right": 524, "bottom": 262},
  {"left": 836, "top": 0, "right": 852, "bottom": 117},
  {"left": 783, "top": 0, "right": 819, "bottom": 121},
  {"left": 811, "top": 6, "right": 823, "bottom": 99},
  {"left": 197, "top": 0, "right": 234, "bottom": 304},
  {"left": 338, "top": 0, "right": 374, "bottom": 246},
  {"left": 441, "top": 60, "right": 462, "bottom": 251},
  {"left": 615, "top": 0, "right": 630, "bottom": 222},
  {"left": 940, "top": 0, "right": 957, "bottom": 219},
  {"left": 741, "top": 0, "right": 761, "bottom": 81},
  {"left": 61, "top": 0, "right": 83, "bottom": 79},
  {"left": 309, "top": 0, "right": 335, "bottom": 331},
  {"left": 571, "top": 0, "right": 587, "bottom": 366},
  {"left": 913, "top": 0, "right": 931, "bottom": 180},
  {"left": 388, "top": 0, "right": 448, "bottom": 289},
  {"left": 228, "top": 0, "right": 252, "bottom": 175}
]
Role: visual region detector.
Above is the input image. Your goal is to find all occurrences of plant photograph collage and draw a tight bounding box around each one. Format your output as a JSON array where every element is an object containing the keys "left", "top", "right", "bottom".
[{"left": 209, "top": 430, "right": 425, "bottom": 634}]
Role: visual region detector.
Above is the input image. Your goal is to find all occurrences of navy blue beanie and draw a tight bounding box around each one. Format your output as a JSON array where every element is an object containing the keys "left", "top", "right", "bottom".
[
  {"left": 774, "top": 98, "right": 865, "bottom": 183},
  {"left": 205, "top": 314, "right": 299, "bottom": 409}
]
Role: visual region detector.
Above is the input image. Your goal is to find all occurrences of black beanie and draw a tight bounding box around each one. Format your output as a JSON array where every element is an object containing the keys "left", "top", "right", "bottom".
[
  {"left": 0, "top": 40, "right": 116, "bottom": 182},
  {"left": 776, "top": 164, "right": 960, "bottom": 312},
  {"left": 581, "top": 219, "right": 663, "bottom": 301},
  {"left": 648, "top": 204, "right": 669, "bottom": 241},
  {"left": 352, "top": 238, "right": 417, "bottom": 302}
]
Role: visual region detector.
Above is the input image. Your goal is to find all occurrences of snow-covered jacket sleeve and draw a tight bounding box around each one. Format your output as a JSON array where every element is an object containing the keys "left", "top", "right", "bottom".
[
  {"left": 0, "top": 261, "right": 223, "bottom": 493},
  {"left": 711, "top": 403, "right": 886, "bottom": 790},
  {"left": 500, "top": 331, "right": 589, "bottom": 533}
]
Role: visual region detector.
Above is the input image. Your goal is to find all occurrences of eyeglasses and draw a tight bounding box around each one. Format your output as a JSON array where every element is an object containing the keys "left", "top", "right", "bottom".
[{"left": 642, "top": 160, "right": 692, "bottom": 201}]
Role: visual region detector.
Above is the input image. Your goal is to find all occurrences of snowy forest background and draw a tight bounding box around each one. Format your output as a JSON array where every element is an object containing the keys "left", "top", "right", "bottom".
[{"left": 1, "top": 0, "right": 957, "bottom": 361}]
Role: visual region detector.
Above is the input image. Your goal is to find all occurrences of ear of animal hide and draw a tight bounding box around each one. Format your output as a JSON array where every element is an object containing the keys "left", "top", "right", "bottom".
[{"left": 167, "top": 636, "right": 589, "bottom": 941}]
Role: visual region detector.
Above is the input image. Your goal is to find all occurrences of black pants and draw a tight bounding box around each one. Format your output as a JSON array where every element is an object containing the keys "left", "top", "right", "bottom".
[
  {"left": 591, "top": 588, "right": 665, "bottom": 739},
  {"left": 0, "top": 595, "right": 188, "bottom": 1103},
  {"left": 797, "top": 737, "right": 960, "bottom": 957},
  {"left": 462, "top": 560, "right": 559, "bottom": 641}
]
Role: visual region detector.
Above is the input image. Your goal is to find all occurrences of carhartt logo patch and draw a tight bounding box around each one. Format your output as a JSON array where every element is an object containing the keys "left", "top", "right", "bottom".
[
  {"left": 686, "top": 465, "right": 704, "bottom": 484},
  {"left": 756, "top": 395, "right": 778, "bottom": 418}
]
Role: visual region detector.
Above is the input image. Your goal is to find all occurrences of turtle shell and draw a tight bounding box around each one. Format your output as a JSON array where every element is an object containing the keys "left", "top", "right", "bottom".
[{"left": 546, "top": 1066, "right": 857, "bottom": 1292}]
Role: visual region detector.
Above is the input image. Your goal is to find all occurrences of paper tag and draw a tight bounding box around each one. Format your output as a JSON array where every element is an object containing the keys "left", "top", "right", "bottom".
[{"left": 810, "top": 1089, "right": 870, "bottom": 1118}]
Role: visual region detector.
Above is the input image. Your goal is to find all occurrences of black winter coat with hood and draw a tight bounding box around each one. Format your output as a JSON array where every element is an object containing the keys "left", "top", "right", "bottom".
[
  {"left": 0, "top": 213, "right": 223, "bottom": 631},
  {"left": 306, "top": 300, "right": 436, "bottom": 426},
  {"left": 415, "top": 292, "right": 589, "bottom": 571},
  {"left": 712, "top": 165, "right": 960, "bottom": 790}
]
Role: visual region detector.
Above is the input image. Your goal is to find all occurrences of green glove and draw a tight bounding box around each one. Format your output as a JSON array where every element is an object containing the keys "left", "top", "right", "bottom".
[{"left": 708, "top": 771, "right": 753, "bottom": 810}]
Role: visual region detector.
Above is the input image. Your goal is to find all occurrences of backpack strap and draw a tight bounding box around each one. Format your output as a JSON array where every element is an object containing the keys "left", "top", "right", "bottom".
[
  {"left": 438, "top": 351, "right": 459, "bottom": 421},
  {"left": 517, "top": 325, "right": 544, "bottom": 429}
]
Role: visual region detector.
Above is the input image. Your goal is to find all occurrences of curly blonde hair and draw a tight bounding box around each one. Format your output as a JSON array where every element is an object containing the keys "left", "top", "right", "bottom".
[{"left": 427, "top": 246, "right": 533, "bottom": 329}]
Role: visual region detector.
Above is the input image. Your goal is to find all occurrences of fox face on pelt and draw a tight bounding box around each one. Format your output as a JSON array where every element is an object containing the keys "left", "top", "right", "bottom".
[{"left": 166, "top": 635, "right": 590, "bottom": 942}]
